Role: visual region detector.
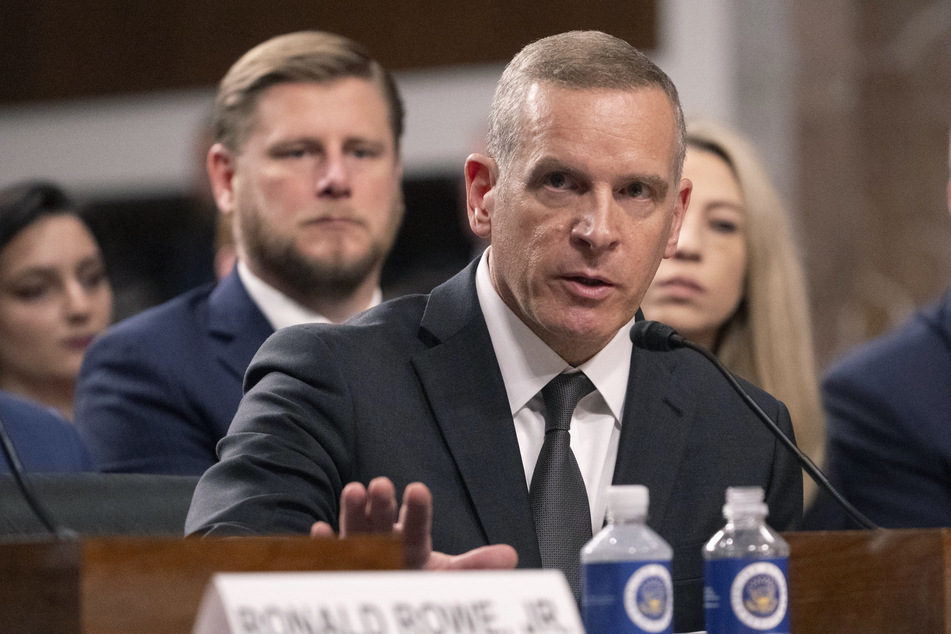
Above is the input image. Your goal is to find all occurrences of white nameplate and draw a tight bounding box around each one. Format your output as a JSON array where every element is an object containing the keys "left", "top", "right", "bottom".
[{"left": 192, "top": 570, "right": 584, "bottom": 634}]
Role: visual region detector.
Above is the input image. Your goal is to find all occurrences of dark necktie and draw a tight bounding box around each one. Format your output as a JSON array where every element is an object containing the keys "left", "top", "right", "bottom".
[{"left": 530, "top": 371, "right": 596, "bottom": 601}]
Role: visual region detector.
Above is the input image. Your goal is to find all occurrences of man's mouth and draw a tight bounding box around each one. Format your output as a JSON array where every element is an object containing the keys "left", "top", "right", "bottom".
[{"left": 570, "top": 276, "right": 608, "bottom": 287}]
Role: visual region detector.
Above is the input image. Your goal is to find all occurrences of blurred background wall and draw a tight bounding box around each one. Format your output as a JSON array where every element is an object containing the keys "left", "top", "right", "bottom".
[{"left": 1, "top": 0, "right": 949, "bottom": 369}]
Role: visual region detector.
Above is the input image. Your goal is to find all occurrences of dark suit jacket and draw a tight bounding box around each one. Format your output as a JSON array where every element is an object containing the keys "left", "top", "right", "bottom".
[
  {"left": 0, "top": 391, "right": 92, "bottom": 474},
  {"left": 74, "top": 270, "right": 274, "bottom": 475},
  {"left": 186, "top": 262, "right": 802, "bottom": 632},
  {"left": 811, "top": 290, "right": 951, "bottom": 529}
]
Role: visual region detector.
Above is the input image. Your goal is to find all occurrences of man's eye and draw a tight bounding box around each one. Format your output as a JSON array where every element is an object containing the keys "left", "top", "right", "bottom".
[
  {"left": 624, "top": 182, "right": 651, "bottom": 199},
  {"left": 544, "top": 172, "right": 572, "bottom": 189},
  {"left": 274, "top": 147, "right": 312, "bottom": 159},
  {"left": 350, "top": 146, "right": 379, "bottom": 159}
]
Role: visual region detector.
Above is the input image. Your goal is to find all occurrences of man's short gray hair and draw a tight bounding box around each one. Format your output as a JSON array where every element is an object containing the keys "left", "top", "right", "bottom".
[{"left": 486, "top": 30, "right": 686, "bottom": 179}]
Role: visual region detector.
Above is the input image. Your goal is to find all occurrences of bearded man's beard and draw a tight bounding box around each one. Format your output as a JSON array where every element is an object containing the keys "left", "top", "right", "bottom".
[{"left": 240, "top": 200, "right": 403, "bottom": 303}]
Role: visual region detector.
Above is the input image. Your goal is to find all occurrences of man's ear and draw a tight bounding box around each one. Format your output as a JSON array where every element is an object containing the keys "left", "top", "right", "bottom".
[
  {"left": 664, "top": 177, "right": 692, "bottom": 258},
  {"left": 207, "top": 143, "right": 238, "bottom": 217},
  {"left": 465, "top": 153, "right": 497, "bottom": 240}
]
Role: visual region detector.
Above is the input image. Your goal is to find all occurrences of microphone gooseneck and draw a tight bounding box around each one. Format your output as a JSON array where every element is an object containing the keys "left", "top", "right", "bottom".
[
  {"left": 0, "top": 414, "right": 76, "bottom": 539},
  {"left": 630, "top": 320, "right": 685, "bottom": 351},
  {"left": 630, "top": 320, "right": 878, "bottom": 531}
]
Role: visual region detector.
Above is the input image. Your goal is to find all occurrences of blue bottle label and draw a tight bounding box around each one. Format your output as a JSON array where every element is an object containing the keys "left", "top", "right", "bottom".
[
  {"left": 704, "top": 558, "right": 789, "bottom": 633},
  {"left": 582, "top": 560, "right": 673, "bottom": 633}
]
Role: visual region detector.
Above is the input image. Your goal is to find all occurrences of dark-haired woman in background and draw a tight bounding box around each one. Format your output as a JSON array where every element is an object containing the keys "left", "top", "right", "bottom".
[{"left": 0, "top": 182, "right": 112, "bottom": 421}]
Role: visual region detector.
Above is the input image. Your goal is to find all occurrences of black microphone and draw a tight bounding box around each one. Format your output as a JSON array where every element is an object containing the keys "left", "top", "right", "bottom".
[
  {"left": 630, "top": 320, "right": 878, "bottom": 531},
  {"left": 0, "top": 414, "right": 76, "bottom": 539}
]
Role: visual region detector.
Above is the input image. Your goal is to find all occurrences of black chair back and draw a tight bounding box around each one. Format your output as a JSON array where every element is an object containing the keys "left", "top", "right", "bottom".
[{"left": 0, "top": 473, "right": 199, "bottom": 538}]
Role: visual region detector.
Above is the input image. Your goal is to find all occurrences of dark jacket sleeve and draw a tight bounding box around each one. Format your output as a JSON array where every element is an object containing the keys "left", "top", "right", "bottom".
[{"left": 185, "top": 325, "right": 354, "bottom": 536}]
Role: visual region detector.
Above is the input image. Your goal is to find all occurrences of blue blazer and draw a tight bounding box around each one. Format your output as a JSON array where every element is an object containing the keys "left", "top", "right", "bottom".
[
  {"left": 813, "top": 290, "right": 951, "bottom": 528},
  {"left": 0, "top": 391, "right": 92, "bottom": 474},
  {"left": 74, "top": 269, "right": 274, "bottom": 475},
  {"left": 186, "top": 261, "right": 802, "bottom": 633}
]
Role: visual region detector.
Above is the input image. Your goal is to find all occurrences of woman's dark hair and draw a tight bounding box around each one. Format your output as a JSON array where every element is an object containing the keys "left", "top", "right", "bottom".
[{"left": 0, "top": 181, "right": 81, "bottom": 255}]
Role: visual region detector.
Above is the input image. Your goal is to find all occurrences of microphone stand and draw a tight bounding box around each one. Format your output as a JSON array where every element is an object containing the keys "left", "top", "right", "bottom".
[
  {"left": 681, "top": 338, "right": 878, "bottom": 531},
  {"left": 0, "top": 414, "right": 75, "bottom": 539}
]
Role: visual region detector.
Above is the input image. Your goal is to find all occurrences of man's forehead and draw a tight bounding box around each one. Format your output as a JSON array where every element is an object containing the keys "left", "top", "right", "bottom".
[
  {"left": 513, "top": 84, "right": 680, "bottom": 176},
  {"left": 523, "top": 82, "right": 675, "bottom": 127},
  {"left": 253, "top": 78, "right": 386, "bottom": 114},
  {"left": 243, "top": 79, "right": 392, "bottom": 141}
]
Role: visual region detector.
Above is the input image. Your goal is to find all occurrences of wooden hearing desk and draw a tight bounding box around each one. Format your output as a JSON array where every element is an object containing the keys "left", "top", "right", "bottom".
[
  {"left": 1, "top": 529, "right": 949, "bottom": 633},
  {"left": 0, "top": 535, "right": 403, "bottom": 634},
  {"left": 787, "top": 528, "right": 951, "bottom": 633}
]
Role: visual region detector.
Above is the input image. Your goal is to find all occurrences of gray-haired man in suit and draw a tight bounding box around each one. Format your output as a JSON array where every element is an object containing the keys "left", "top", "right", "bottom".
[{"left": 187, "top": 31, "right": 802, "bottom": 632}]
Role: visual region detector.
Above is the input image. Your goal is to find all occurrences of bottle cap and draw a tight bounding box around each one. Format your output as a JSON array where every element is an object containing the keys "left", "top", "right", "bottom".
[
  {"left": 723, "top": 486, "right": 768, "bottom": 518},
  {"left": 607, "top": 484, "right": 649, "bottom": 517}
]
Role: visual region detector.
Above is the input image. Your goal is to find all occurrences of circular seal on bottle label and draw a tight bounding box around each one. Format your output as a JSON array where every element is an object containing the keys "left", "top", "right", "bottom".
[
  {"left": 729, "top": 561, "right": 788, "bottom": 630},
  {"left": 623, "top": 563, "right": 673, "bottom": 632}
]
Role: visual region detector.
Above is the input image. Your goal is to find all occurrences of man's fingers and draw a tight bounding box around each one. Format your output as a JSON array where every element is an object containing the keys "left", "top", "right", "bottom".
[
  {"left": 398, "top": 482, "right": 434, "bottom": 569},
  {"left": 365, "top": 477, "right": 398, "bottom": 532},
  {"left": 339, "top": 477, "right": 399, "bottom": 536},
  {"left": 337, "top": 481, "right": 369, "bottom": 536},
  {"left": 320, "top": 479, "right": 517, "bottom": 574},
  {"left": 310, "top": 521, "right": 335, "bottom": 538},
  {"left": 425, "top": 545, "right": 520, "bottom": 571}
]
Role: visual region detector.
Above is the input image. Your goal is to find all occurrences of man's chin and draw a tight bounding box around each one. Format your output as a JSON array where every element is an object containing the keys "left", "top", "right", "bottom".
[
  {"left": 289, "top": 250, "right": 381, "bottom": 293},
  {"left": 532, "top": 320, "right": 624, "bottom": 363},
  {"left": 301, "top": 253, "right": 376, "bottom": 279},
  {"left": 548, "top": 307, "right": 631, "bottom": 337}
]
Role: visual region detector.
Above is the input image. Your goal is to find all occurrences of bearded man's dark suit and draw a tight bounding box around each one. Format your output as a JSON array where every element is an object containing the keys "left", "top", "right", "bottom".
[
  {"left": 187, "top": 261, "right": 802, "bottom": 633},
  {"left": 75, "top": 269, "right": 274, "bottom": 475}
]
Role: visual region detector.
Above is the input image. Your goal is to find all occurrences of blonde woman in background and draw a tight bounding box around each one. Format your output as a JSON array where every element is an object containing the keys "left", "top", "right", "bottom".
[{"left": 641, "top": 121, "right": 825, "bottom": 506}]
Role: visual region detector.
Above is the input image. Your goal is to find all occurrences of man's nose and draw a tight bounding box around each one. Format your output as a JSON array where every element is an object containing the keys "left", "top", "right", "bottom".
[
  {"left": 314, "top": 154, "right": 352, "bottom": 198},
  {"left": 570, "top": 190, "right": 621, "bottom": 252}
]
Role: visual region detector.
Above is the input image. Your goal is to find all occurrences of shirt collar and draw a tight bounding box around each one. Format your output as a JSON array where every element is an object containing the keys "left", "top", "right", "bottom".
[
  {"left": 475, "top": 249, "right": 632, "bottom": 422},
  {"left": 237, "top": 260, "right": 381, "bottom": 331}
]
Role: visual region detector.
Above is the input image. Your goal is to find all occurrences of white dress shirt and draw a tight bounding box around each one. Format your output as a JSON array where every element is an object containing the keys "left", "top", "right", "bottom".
[
  {"left": 474, "top": 249, "right": 633, "bottom": 534},
  {"left": 237, "top": 260, "right": 382, "bottom": 330}
]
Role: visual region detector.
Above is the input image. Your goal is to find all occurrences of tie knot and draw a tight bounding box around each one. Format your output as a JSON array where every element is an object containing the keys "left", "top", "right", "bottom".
[{"left": 541, "top": 372, "right": 596, "bottom": 432}]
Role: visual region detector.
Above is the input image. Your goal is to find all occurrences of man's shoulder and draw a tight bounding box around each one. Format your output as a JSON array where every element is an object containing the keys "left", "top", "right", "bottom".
[
  {"left": 350, "top": 292, "right": 430, "bottom": 330},
  {"left": 824, "top": 294, "right": 951, "bottom": 389},
  {"left": 104, "top": 282, "right": 218, "bottom": 341},
  {"left": 281, "top": 293, "right": 430, "bottom": 352},
  {"left": 81, "top": 283, "right": 224, "bottom": 376},
  {"left": 645, "top": 346, "right": 783, "bottom": 414},
  {"left": 252, "top": 275, "right": 481, "bottom": 388}
]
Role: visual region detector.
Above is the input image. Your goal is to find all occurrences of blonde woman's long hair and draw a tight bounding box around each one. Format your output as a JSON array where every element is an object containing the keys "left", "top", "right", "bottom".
[{"left": 687, "top": 121, "right": 825, "bottom": 504}]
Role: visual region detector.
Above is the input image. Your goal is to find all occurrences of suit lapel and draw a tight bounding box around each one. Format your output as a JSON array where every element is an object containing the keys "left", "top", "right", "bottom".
[
  {"left": 613, "top": 347, "right": 694, "bottom": 534},
  {"left": 207, "top": 269, "right": 275, "bottom": 382},
  {"left": 412, "top": 264, "right": 542, "bottom": 566}
]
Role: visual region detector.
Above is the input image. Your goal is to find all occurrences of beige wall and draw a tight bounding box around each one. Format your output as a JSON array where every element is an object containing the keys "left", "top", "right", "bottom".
[{"left": 795, "top": 0, "right": 951, "bottom": 368}]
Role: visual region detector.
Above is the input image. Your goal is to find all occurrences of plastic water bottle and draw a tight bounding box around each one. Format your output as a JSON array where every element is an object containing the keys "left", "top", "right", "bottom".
[
  {"left": 703, "top": 486, "right": 790, "bottom": 633},
  {"left": 581, "top": 485, "right": 673, "bottom": 633}
]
